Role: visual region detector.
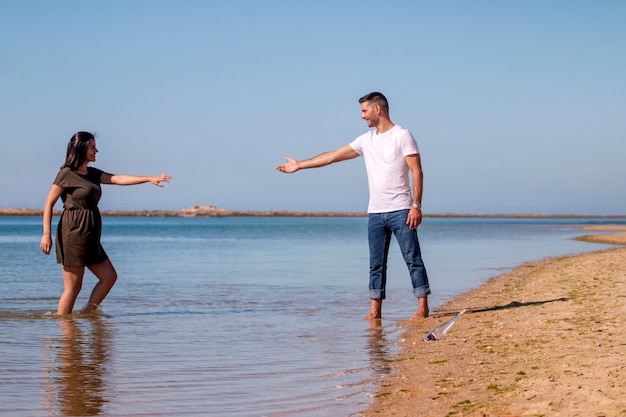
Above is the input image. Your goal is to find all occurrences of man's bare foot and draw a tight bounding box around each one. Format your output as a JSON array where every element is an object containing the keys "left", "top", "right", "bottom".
[
  {"left": 409, "top": 296, "right": 429, "bottom": 320},
  {"left": 363, "top": 299, "right": 382, "bottom": 320}
]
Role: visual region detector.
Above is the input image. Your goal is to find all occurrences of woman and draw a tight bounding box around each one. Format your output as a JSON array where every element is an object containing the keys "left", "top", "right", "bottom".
[{"left": 40, "top": 131, "right": 172, "bottom": 315}]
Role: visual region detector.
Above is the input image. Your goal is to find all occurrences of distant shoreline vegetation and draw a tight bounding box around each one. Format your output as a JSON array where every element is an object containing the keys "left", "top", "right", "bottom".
[{"left": 1, "top": 206, "right": 625, "bottom": 218}]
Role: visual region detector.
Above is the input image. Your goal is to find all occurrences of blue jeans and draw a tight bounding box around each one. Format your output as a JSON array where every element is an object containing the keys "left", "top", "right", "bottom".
[{"left": 368, "top": 209, "right": 430, "bottom": 300}]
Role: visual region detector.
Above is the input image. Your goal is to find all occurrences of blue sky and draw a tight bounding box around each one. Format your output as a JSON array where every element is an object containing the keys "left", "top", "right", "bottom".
[{"left": 1, "top": 1, "right": 624, "bottom": 214}]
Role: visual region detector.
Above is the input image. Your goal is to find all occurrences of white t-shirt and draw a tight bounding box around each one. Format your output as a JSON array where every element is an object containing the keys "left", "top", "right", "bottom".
[{"left": 349, "top": 125, "right": 419, "bottom": 213}]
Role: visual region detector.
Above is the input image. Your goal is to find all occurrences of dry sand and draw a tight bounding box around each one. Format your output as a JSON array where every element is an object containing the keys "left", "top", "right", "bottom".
[{"left": 362, "top": 226, "right": 626, "bottom": 417}]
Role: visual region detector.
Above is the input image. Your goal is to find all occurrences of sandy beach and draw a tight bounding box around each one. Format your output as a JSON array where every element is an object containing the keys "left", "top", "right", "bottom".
[{"left": 362, "top": 226, "right": 626, "bottom": 417}]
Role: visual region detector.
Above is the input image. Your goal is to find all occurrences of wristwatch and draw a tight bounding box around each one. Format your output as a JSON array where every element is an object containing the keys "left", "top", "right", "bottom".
[{"left": 411, "top": 203, "right": 422, "bottom": 210}]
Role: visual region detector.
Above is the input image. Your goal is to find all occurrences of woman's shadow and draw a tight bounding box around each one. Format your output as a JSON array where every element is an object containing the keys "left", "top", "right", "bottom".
[{"left": 45, "top": 315, "right": 113, "bottom": 416}]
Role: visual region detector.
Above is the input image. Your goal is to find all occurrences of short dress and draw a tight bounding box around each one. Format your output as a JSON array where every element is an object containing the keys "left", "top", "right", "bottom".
[{"left": 53, "top": 166, "right": 109, "bottom": 266}]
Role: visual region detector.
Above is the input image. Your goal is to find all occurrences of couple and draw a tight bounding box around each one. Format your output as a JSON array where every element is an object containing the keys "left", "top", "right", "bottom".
[{"left": 41, "top": 92, "right": 430, "bottom": 320}]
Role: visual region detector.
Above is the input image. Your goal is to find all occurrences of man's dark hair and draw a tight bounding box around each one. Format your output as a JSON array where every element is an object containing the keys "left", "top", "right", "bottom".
[{"left": 358, "top": 92, "right": 389, "bottom": 115}]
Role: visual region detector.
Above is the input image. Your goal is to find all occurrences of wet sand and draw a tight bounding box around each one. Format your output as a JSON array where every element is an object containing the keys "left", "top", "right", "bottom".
[{"left": 362, "top": 226, "right": 626, "bottom": 417}]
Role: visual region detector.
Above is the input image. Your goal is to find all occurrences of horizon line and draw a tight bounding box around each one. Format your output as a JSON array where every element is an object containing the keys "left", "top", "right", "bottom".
[{"left": 1, "top": 207, "right": 625, "bottom": 219}]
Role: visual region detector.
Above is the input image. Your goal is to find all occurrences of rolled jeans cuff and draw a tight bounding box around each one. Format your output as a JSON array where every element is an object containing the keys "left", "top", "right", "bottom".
[
  {"left": 413, "top": 285, "right": 431, "bottom": 299},
  {"left": 369, "top": 289, "right": 384, "bottom": 300}
]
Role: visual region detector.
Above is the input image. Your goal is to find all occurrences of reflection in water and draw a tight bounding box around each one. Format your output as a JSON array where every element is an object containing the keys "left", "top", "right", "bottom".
[
  {"left": 366, "top": 320, "right": 392, "bottom": 376},
  {"left": 43, "top": 316, "right": 113, "bottom": 416}
]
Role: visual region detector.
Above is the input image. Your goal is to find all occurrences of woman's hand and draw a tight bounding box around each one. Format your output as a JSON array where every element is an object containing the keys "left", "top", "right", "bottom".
[
  {"left": 150, "top": 173, "right": 172, "bottom": 187},
  {"left": 40, "top": 235, "right": 52, "bottom": 255}
]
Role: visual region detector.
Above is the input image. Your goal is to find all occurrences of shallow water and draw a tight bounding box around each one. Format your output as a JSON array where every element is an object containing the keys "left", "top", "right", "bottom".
[{"left": 0, "top": 216, "right": 622, "bottom": 416}]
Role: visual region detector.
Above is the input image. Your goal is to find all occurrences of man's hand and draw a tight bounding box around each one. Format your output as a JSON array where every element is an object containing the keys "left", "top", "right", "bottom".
[
  {"left": 406, "top": 208, "right": 422, "bottom": 230},
  {"left": 276, "top": 157, "right": 299, "bottom": 173}
]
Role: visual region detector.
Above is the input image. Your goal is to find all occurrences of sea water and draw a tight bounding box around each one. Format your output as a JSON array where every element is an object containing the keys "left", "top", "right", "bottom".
[{"left": 0, "top": 216, "right": 622, "bottom": 416}]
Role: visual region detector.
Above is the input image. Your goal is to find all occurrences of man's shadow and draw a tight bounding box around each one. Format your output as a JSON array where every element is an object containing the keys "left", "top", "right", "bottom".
[{"left": 432, "top": 297, "right": 570, "bottom": 318}]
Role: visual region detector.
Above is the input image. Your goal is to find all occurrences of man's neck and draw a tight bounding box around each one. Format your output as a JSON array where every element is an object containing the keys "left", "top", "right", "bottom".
[{"left": 376, "top": 119, "right": 395, "bottom": 134}]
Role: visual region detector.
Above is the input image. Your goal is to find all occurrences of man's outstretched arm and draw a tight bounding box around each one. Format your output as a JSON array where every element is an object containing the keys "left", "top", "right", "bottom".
[{"left": 276, "top": 145, "right": 359, "bottom": 173}]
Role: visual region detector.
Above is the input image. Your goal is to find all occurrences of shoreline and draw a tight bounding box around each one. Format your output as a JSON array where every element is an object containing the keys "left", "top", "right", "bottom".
[
  {"left": 361, "top": 226, "right": 626, "bottom": 416},
  {"left": 1, "top": 206, "right": 625, "bottom": 218}
]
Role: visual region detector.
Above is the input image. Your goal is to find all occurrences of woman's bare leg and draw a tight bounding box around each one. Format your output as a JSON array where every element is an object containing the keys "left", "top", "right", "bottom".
[
  {"left": 82, "top": 259, "right": 118, "bottom": 312},
  {"left": 58, "top": 265, "right": 85, "bottom": 315}
]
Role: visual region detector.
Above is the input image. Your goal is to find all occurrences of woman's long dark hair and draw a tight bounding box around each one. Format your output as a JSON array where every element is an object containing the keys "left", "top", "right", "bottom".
[{"left": 62, "top": 131, "right": 94, "bottom": 170}]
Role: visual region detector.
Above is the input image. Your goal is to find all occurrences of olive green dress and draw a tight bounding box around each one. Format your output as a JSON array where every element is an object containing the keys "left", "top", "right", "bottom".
[{"left": 53, "top": 166, "right": 109, "bottom": 266}]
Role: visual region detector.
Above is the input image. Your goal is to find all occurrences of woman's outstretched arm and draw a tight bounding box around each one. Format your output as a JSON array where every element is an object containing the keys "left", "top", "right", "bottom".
[{"left": 101, "top": 173, "right": 172, "bottom": 187}]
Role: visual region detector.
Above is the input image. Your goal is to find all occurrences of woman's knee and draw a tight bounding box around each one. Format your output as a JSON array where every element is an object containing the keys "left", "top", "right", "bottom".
[
  {"left": 65, "top": 283, "right": 83, "bottom": 296},
  {"left": 62, "top": 266, "right": 84, "bottom": 293},
  {"left": 101, "top": 268, "right": 118, "bottom": 285},
  {"left": 89, "top": 261, "right": 118, "bottom": 285},
  {"left": 109, "top": 270, "right": 118, "bottom": 284}
]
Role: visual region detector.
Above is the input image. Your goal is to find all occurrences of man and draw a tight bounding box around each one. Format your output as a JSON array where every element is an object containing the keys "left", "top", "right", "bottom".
[{"left": 276, "top": 92, "right": 430, "bottom": 320}]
